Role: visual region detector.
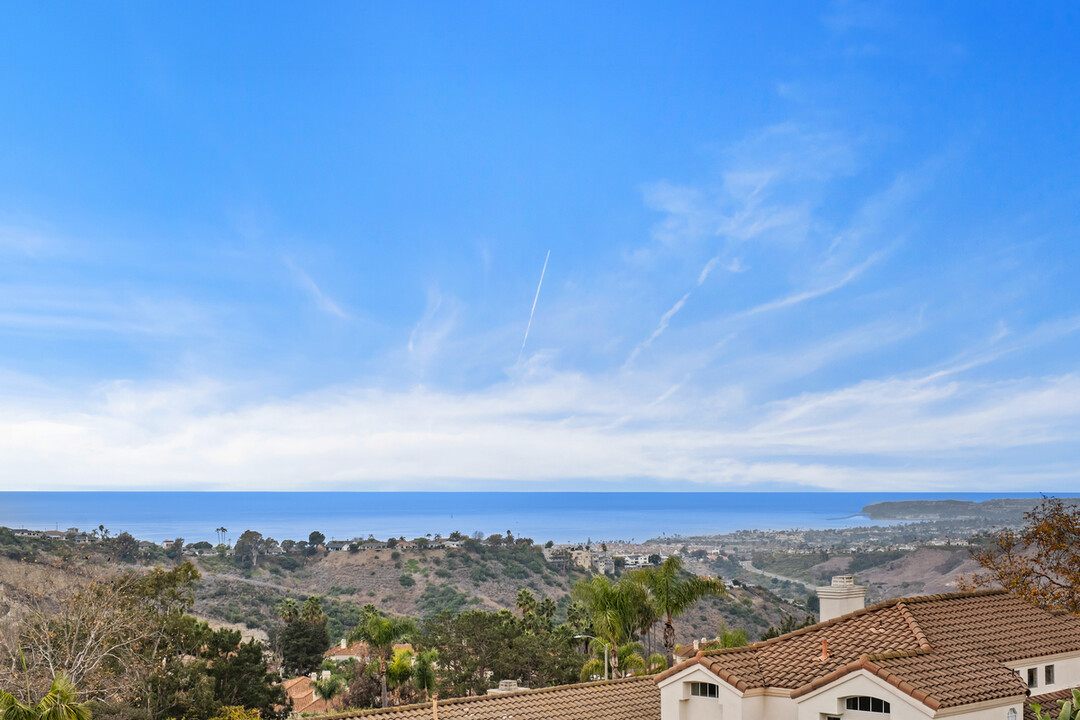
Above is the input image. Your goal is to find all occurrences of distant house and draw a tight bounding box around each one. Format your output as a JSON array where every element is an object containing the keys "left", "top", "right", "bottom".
[
  {"left": 280, "top": 674, "right": 344, "bottom": 717},
  {"left": 438, "top": 539, "right": 463, "bottom": 549},
  {"left": 325, "top": 638, "right": 412, "bottom": 663},
  {"left": 361, "top": 540, "right": 387, "bottom": 551},
  {"left": 12, "top": 529, "right": 41, "bottom": 538},
  {"left": 326, "top": 540, "right": 349, "bottom": 552},
  {"left": 42, "top": 530, "right": 64, "bottom": 540}
]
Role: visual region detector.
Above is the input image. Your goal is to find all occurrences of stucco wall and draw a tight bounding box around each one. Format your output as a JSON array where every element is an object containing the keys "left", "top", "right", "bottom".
[
  {"left": 659, "top": 666, "right": 744, "bottom": 720},
  {"left": 794, "top": 669, "right": 1024, "bottom": 720},
  {"left": 1009, "top": 654, "right": 1080, "bottom": 695}
]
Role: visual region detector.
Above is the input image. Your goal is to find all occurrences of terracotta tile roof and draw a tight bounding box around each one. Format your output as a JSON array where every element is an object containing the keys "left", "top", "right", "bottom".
[
  {"left": 326, "top": 641, "right": 412, "bottom": 658},
  {"left": 281, "top": 676, "right": 345, "bottom": 715},
  {"left": 1025, "top": 688, "right": 1080, "bottom": 720},
  {"left": 327, "top": 677, "right": 659, "bottom": 720},
  {"left": 658, "top": 590, "right": 1080, "bottom": 711}
]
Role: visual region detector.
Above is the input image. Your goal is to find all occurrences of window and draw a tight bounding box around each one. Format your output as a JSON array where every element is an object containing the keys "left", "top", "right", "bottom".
[
  {"left": 1045, "top": 665, "right": 1055, "bottom": 685},
  {"left": 845, "top": 696, "right": 891, "bottom": 714},
  {"left": 1027, "top": 668, "right": 1038, "bottom": 688},
  {"left": 689, "top": 682, "right": 719, "bottom": 698},
  {"left": 1007, "top": 709, "right": 1018, "bottom": 720}
]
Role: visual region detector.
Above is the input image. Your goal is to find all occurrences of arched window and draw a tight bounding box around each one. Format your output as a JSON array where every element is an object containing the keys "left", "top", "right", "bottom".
[
  {"left": 1007, "top": 709, "right": 1018, "bottom": 720},
  {"left": 845, "top": 696, "right": 891, "bottom": 713}
]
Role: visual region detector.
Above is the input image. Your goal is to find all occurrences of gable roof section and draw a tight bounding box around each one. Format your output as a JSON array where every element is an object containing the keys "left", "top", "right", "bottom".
[
  {"left": 658, "top": 590, "right": 1080, "bottom": 711},
  {"left": 327, "top": 676, "right": 659, "bottom": 720}
]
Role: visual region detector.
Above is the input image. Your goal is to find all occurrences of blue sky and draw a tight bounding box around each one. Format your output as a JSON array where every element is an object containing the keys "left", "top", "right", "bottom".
[{"left": 1, "top": 2, "right": 1079, "bottom": 491}]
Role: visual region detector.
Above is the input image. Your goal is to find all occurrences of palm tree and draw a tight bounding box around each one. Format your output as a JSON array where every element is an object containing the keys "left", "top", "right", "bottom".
[
  {"left": 571, "top": 576, "right": 648, "bottom": 678},
  {"left": 646, "top": 653, "right": 668, "bottom": 673},
  {"left": 413, "top": 649, "right": 438, "bottom": 701},
  {"left": 629, "top": 556, "right": 728, "bottom": 667},
  {"left": 515, "top": 588, "right": 537, "bottom": 615},
  {"left": 313, "top": 675, "right": 345, "bottom": 704},
  {"left": 276, "top": 598, "right": 300, "bottom": 624},
  {"left": 386, "top": 648, "right": 414, "bottom": 694},
  {"left": 300, "top": 596, "right": 325, "bottom": 626},
  {"left": 0, "top": 674, "right": 90, "bottom": 720},
  {"left": 348, "top": 613, "right": 416, "bottom": 708}
]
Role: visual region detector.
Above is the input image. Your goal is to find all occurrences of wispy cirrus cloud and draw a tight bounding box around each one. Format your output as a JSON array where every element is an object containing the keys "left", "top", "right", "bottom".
[{"left": 285, "top": 257, "right": 349, "bottom": 319}]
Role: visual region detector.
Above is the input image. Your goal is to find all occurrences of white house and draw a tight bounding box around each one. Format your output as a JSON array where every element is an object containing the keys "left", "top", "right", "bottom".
[
  {"left": 326, "top": 581, "right": 1079, "bottom": 720},
  {"left": 656, "top": 578, "right": 1080, "bottom": 720}
]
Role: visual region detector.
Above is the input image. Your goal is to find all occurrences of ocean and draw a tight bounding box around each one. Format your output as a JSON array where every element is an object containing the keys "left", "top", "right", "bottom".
[{"left": 0, "top": 491, "right": 1063, "bottom": 545}]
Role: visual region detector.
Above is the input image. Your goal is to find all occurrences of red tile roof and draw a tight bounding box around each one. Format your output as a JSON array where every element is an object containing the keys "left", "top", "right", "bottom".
[
  {"left": 281, "top": 676, "right": 345, "bottom": 716},
  {"left": 327, "top": 677, "right": 659, "bottom": 720},
  {"left": 1026, "top": 688, "right": 1080, "bottom": 720},
  {"left": 658, "top": 590, "right": 1080, "bottom": 710}
]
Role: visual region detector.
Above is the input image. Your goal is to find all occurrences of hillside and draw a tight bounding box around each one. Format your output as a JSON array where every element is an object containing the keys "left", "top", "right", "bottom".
[
  {"left": 748, "top": 546, "right": 984, "bottom": 603},
  {"left": 0, "top": 529, "right": 806, "bottom": 650},
  {"left": 192, "top": 542, "right": 807, "bottom": 643}
]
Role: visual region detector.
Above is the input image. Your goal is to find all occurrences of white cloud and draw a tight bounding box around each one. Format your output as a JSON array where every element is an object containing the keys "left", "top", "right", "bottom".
[
  {"left": 285, "top": 258, "right": 348, "bottom": 319},
  {"left": 1, "top": 354, "right": 1079, "bottom": 491}
]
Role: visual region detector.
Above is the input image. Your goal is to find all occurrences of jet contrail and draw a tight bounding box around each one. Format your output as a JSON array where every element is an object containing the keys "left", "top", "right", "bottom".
[{"left": 519, "top": 250, "right": 551, "bottom": 360}]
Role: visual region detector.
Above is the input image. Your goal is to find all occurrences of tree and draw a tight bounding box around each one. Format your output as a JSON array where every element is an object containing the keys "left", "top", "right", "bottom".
[
  {"left": 280, "top": 597, "right": 330, "bottom": 676},
  {"left": 276, "top": 598, "right": 300, "bottom": 624},
  {"left": 1, "top": 674, "right": 90, "bottom": 720},
  {"left": 571, "top": 576, "right": 649, "bottom": 677},
  {"left": 309, "top": 531, "right": 326, "bottom": 548},
  {"left": 1032, "top": 688, "right": 1080, "bottom": 720},
  {"left": 715, "top": 622, "right": 749, "bottom": 648},
  {"left": 348, "top": 614, "right": 416, "bottom": 708},
  {"left": 629, "top": 556, "right": 728, "bottom": 667},
  {"left": 10, "top": 562, "right": 201, "bottom": 697},
  {"left": 760, "top": 613, "right": 815, "bottom": 641},
  {"left": 313, "top": 675, "right": 345, "bottom": 704},
  {"left": 111, "top": 532, "right": 139, "bottom": 563},
  {"left": 412, "top": 649, "right": 438, "bottom": 701},
  {"left": 233, "top": 530, "right": 265, "bottom": 568},
  {"left": 959, "top": 497, "right": 1080, "bottom": 614},
  {"left": 516, "top": 589, "right": 537, "bottom": 616},
  {"left": 416, "top": 609, "right": 579, "bottom": 697},
  {"left": 215, "top": 527, "right": 228, "bottom": 545},
  {"left": 202, "top": 629, "right": 287, "bottom": 719}
]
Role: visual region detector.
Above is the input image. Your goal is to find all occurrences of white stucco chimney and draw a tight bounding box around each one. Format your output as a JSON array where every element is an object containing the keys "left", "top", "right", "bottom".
[{"left": 817, "top": 575, "right": 866, "bottom": 622}]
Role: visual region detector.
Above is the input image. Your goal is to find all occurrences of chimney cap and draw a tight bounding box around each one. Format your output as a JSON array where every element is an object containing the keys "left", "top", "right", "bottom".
[{"left": 831, "top": 575, "right": 855, "bottom": 587}]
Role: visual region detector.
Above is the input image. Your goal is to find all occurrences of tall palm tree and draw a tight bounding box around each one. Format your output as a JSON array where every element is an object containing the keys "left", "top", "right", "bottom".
[
  {"left": 630, "top": 557, "right": 728, "bottom": 667},
  {"left": 300, "top": 596, "right": 325, "bottom": 626},
  {"left": 515, "top": 588, "right": 537, "bottom": 615},
  {"left": 0, "top": 674, "right": 90, "bottom": 720},
  {"left": 348, "top": 614, "right": 416, "bottom": 708},
  {"left": 276, "top": 598, "right": 300, "bottom": 624},
  {"left": 571, "top": 576, "right": 648, "bottom": 678},
  {"left": 413, "top": 649, "right": 438, "bottom": 701}
]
